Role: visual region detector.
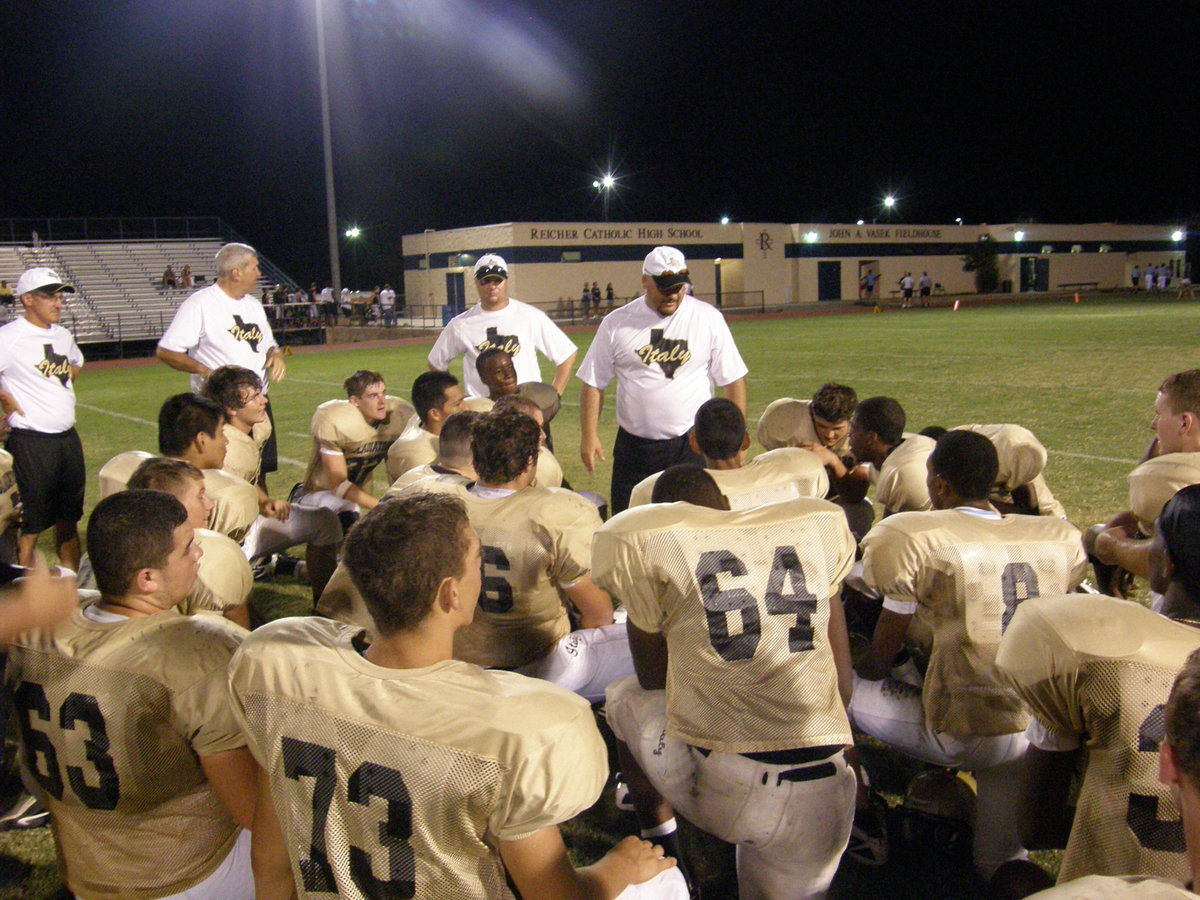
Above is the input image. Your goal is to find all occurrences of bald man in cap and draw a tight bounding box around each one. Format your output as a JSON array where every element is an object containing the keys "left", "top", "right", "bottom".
[
  {"left": 577, "top": 246, "right": 748, "bottom": 514},
  {"left": 427, "top": 253, "right": 578, "bottom": 399}
]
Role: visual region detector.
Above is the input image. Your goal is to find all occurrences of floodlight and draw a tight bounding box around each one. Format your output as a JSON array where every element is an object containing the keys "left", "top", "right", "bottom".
[
  {"left": 344, "top": 226, "right": 361, "bottom": 239},
  {"left": 720, "top": 216, "right": 730, "bottom": 225},
  {"left": 1173, "top": 230, "right": 1185, "bottom": 242},
  {"left": 857, "top": 220, "right": 865, "bottom": 226},
  {"left": 805, "top": 231, "right": 819, "bottom": 243},
  {"left": 883, "top": 195, "right": 896, "bottom": 208},
  {"left": 1014, "top": 230, "right": 1025, "bottom": 241}
]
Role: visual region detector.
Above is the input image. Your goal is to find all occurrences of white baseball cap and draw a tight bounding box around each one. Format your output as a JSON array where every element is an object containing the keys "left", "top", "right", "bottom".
[
  {"left": 15, "top": 267, "right": 75, "bottom": 297},
  {"left": 473, "top": 254, "right": 508, "bottom": 280},
  {"left": 642, "top": 246, "right": 690, "bottom": 290}
]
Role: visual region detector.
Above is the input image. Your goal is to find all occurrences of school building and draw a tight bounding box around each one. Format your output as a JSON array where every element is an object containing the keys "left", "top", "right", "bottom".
[{"left": 401, "top": 221, "right": 1186, "bottom": 315}]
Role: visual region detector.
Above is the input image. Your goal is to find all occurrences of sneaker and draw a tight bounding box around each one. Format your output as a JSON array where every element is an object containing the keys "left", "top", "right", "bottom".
[
  {"left": 0, "top": 793, "right": 49, "bottom": 830},
  {"left": 251, "top": 554, "right": 278, "bottom": 580},
  {"left": 845, "top": 791, "right": 889, "bottom": 866}
]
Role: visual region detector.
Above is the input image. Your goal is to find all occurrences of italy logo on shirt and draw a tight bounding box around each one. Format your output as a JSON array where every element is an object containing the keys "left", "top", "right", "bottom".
[
  {"left": 476, "top": 326, "right": 520, "bottom": 357},
  {"left": 229, "top": 316, "right": 264, "bottom": 351},
  {"left": 635, "top": 329, "right": 691, "bottom": 378},
  {"left": 35, "top": 344, "right": 72, "bottom": 386}
]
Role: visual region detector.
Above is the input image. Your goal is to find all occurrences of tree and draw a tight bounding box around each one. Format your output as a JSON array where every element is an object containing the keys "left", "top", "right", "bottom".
[{"left": 962, "top": 236, "right": 1000, "bottom": 293}]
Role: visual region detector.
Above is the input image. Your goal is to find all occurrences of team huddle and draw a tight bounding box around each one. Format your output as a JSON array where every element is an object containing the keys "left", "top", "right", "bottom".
[{"left": 1, "top": 243, "right": 1200, "bottom": 899}]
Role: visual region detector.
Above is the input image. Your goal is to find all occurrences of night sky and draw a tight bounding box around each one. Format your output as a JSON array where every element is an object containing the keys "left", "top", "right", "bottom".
[{"left": 3, "top": 0, "right": 1197, "bottom": 286}]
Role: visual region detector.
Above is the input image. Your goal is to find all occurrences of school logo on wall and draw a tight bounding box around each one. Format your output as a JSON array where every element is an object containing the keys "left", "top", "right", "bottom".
[
  {"left": 757, "top": 231, "right": 774, "bottom": 258},
  {"left": 228, "top": 316, "right": 264, "bottom": 351},
  {"left": 635, "top": 329, "right": 691, "bottom": 378},
  {"left": 476, "top": 327, "right": 520, "bottom": 357},
  {"left": 36, "top": 344, "right": 71, "bottom": 386}
]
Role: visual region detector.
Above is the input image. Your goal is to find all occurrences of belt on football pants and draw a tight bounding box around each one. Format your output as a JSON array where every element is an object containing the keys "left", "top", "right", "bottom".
[{"left": 692, "top": 744, "right": 842, "bottom": 785}]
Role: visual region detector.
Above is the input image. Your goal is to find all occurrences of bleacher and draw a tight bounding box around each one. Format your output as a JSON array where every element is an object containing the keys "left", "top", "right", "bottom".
[{"left": 0, "top": 237, "right": 298, "bottom": 344}]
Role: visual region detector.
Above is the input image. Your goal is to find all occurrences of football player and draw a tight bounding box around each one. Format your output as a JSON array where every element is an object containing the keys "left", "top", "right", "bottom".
[
  {"left": 851, "top": 429, "right": 1087, "bottom": 878},
  {"left": 97, "top": 393, "right": 259, "bottom": 543},
  {"left": 383, "top": 409, "right": 480, "bottom": 496},
  {"left": 1022, "top": 646, "right": 1200, "bottom": 899},
  {"left": 229, "top": 494, "right": 685, "bottom": 899},
  {"left": 1086, "top": 370, "right": 1200, "bottom": 600},
  {"left": 384, "top": 371, "right": 467, "bottom": 481},
  {"left": 997, "top": 483, "right": 1200, "bottom": 885},
  {"left": 493, "top": 392, "right": 566, "bottom": 489},
  {"left": 951, "top": 423, "right": 1067, "bottom": 518},
  {"left": 598, "top": 464, "right": 857, "bottom": 900},
  {"left": 127, "top": 457, "right": 253, "bottom": 625},
  {"left": 847, "top": 395, "right": 936, "bottom": 516},
  {"left": 5, "top": 491, "right": 256, "bottom": 898},
  {"left": 293, "top": 369, "right": 414, "bottom": 515},
  {"left": 628, "top": 398, "right": 828, "bottom": 509},
  {"left": 202, "top": 365, "right": 341, "bottom": 599}
]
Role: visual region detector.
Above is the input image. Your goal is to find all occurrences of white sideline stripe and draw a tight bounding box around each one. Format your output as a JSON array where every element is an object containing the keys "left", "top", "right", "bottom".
[
  {"left": 76, "top": 402, "right": 305, "bottom": 469},
  {"left": 1048, "top": 450, "right": 1137, "bottom": 465}
]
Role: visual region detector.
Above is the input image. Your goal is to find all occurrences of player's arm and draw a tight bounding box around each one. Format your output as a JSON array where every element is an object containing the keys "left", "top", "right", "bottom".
[
  {"left": 1082, "top": 510, "right": 1139, "bottom": 557},
  {"left": 551, "top": 351, "right": 578, "bottom": 397},
  {"left": 799, "top": 444, "right": 871, "bottom": 502},
  {"left": 580, "top": 383, "right": 606, "bottom": 473},
  {"left": 499, "top": 825, "right": 675, "bottom": 900},
  {"left": 720, "top": 377, "right": 747, "bottom": 418},
  {"left": 253, "top": 483, "right": 290, "bottom": 521},
  {"left": 827, "top": 590, "right": 854, "bottom": 707},
  {"left": 156, "top": 347, "right": 210, "bottom": 378},
  {"left": 857, "top": 607, "right": 912, "bottom": 681},
  {"left": 320, "top": 451, "right": 378, "bottom": 509},
  {"left": 69, "top": 364, "right": 82, "bottom": 381},
  {"left": 1092, "top": 524, "right": 1152, "bottom": 578},
  {"left": 1017, "top": 745, "right": 1078, "bottom": 849},
  {"left": 200, "top": 746, "right": 259, "bottom": 830},
  {"left": 251, "top": 773, "right": 298, "bottom": 900},
  {"left": 627, "top": 621, "right": 668, "bottom": 691},
  {"left": 265, "top": 346, "right": 286, "bottom": 384},
  {"left": 563, "top": 577, "right": 614, "bottom": 629},
  {"left": 0, "top": 390, "right": 24, "bottom": 418}
]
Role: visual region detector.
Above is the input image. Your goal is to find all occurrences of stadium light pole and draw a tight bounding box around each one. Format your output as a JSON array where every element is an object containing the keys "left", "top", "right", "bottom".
[
  {"left": 345, "top": 226, "right": 361, "bottom": 288},
  {"left": 592, "top": 174, "right": 616, "bottom": 221},
  {"left": 316, "top": 0, "right": 342, "bottom": 296}
]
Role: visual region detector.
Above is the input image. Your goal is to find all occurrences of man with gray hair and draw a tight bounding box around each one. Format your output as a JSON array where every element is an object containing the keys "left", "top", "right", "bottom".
[{"left": 157, "top": 242, "right": 287, "bottom": 474}]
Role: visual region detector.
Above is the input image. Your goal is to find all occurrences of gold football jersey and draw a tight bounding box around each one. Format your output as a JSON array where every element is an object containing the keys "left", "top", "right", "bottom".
[
  {"left": 593, "top": 498, "right": 855, "bottom": 753},
  {"left": 382, "top": 466, "right": 472, "bottom": 501},
  {"left": 997, "top": 594, "right": 1200, "bottom": 884},
  {"left": 861, "top": 509, "right": 1087, "bottom": 738},
  {"left": 756, "top": 397, "right": 852, "bottom": 458},
  {"left": 628, "top": 447, "right": 830, "bottom": 510},
  {"left": 180, "top": 528, "right": 252, "bottom": 616},
  {"left": 533, "top": 446, "right": 564, "bottom": 489},
  {"left": 5, "top": 607, "right": 247, "bottom": 899},
  {"left": 228, "top": 617, "right": 607, "bottom": 900},
  {"left": 0, "top": 448, "right": 20, "bottom": 533},
  {"left": 303, "top": 397, "right": 415, "bottom": 493},
  {"left": 221, "top": 420, "right": 271, "bottom": 485},
  {"left": 955, "top": 423, "right": 1067, "bottom": 517},
  {"left": 870, "top": 434, "right": 936, "bottom": 515},
  {"left": 1026, "top": 875, "right": 1195, "bottom": 899},
  {"left": 97, "top": 450, "right": 155, "bottom": 500},
  {"left": 465, "top": 396, "right": 496, "bottom": 412},
  {"left": 202, "top": 468, "right": 259, "bottom": 543},
  {"left": 384, "top": 425, "right": 438, "bottom": 482},
  {"left": 1128, "top": 452, "right": 1200, "bottom": 535},
  {"left": 399, "top": 481, "right": 600, "bottom": 668}
]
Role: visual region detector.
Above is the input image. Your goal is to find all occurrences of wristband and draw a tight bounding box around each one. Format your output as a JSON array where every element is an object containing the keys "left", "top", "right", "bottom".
[{"left": 334, "top": 480, "right": 353, "bottom": 499}]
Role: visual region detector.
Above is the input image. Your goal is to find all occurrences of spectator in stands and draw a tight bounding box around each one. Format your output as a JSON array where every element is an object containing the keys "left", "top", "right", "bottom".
[
  {"left": 180, "top": 264, "right": 192, "bottom": 288},
  {"left": 0, "top": 282, "right": 13, "bottom": 310},
  {"left": 161, "top": 265, "right": 177, "bottom": 289}
]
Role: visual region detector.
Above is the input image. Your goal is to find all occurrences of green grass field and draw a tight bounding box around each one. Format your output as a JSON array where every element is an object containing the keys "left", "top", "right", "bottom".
[{"left": 2, "top": 294, "right": 1197, "bottom": 897}]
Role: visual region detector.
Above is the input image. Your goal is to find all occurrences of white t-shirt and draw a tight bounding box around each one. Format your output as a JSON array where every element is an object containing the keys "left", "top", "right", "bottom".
[
  {"left": 0, "top": 317, "right": 84, "bottom": 433},
  {"left": 158, "top": 283, "right": 277, "bottom": 394},
  {"left": 576, "top": 295, "right": 748, "bottom": 440},
  {"left": 378, "top": 288, "right": 396, "bottom": 308},
  {"left": 427, "top": 297, "right": 577, "bottom": 397}
]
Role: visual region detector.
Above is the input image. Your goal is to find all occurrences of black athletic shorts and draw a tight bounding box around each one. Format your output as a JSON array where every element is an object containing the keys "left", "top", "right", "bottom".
[{"left": 6, "top": 427, "right": 85, "bottom": 533}]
